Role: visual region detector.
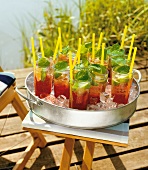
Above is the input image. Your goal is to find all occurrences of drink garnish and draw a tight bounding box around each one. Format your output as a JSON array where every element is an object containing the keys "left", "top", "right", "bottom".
[
  {"left": 54, "top": 61, "right": 69, "bottom": 79},
  {"left": 44, "top": 48, "right": 54, "bottom": 58},
  {"left": 38, "top": 57, "right": 50, "bottom": 67},
  {"left": 37, "top": 57, "right": 50, "bottom": 81},
  {"left": 114, "top": 65, "right": 130, "bottom": 74},
  {"left": 95, "top": 48, "right": 107, "bottom": 60},
  {"left": 89, "top": 64, "right": 107, "bottom": 74},
  {"left": 113, "top": 65, "right": 130, "bottom": 85},
  {"left": 72, "top": 81, "right": 91, "bottom": 91},
  {"left": 111, "top": 56, "right": 127, "bottom": 67},
  {"left": 54, "top": 61, "right": 68, "bottom": 71},
  {"left": 75, "top": 69, "right": 92, "bottom": 82},
  {"left": 61, "top": 45, "right": 70, "bottom": 55},
  {"left": 107, "top": 43, "right": 125, "bottom": 57}
]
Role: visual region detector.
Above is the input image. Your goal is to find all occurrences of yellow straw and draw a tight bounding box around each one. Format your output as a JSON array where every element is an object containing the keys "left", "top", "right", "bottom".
[
  {"left": 73, "top": 38, "right": 81, "bottom": 68},
  {"left": 98, "top": 32, "right": 103, "bottom": 50},
  {"left": 77, "top": 38, "right": 81, "bottom": 64},
  {"left": 39, "top": 37, "right": 45, "bottom": 58},
  {"left": 58, "top": 27, "right": 62, "bottom": 52},
  {"left": 53, "top": 37, "right": 60, "bottom": 61},
  {"left": 129, "top": 47, "right": 137, "bottom": 78},
  {"left": 31, "top": 37, "right": 36, "bottom": 69},
  {"left": 69, "top": 51, "right": 73, "bottom": 81},
  {"left": 120, "top": 25, "right": 128, "bottom": 49},
  {"left": 127, "top": 34, "right": 135, "bottom": 61},
  {"left": 92, "top": 33, "right": 95, "bottom": 61},
  {"left": 69, "top": 51, "right": 73, "bottom": 107},
  {"left": 101, "top": 43, "right": 105, "bottom": 65}
]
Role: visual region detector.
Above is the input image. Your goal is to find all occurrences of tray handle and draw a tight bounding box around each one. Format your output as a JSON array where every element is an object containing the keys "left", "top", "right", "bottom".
[
  {"left": 15, "top": 86, "right": 43, "bottom": 106},
  {"left": 133, "top": 69, "right": 141, "bottom": 83}
]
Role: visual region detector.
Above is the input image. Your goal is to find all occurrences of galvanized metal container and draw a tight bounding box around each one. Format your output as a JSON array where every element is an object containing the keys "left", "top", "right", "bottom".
[{"left": 16, "top": 70, "right": 141, "bottom": 129}]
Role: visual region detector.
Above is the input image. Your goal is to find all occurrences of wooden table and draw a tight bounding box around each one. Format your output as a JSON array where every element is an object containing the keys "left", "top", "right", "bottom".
[{"left": 0, "top": 54, "right": 148, "bottom": 169}]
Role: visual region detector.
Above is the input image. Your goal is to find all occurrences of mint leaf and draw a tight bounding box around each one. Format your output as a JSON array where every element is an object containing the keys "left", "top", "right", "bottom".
[
  {"left": 80, "top": 42, "right": 92, "bottom": 54},
  {"left": 107, "top": 43, "right": 125, "bottom": 57},
  {"left": 54, "top": 61, "right": 68, "bottom": 71},
  {"left": 75, "top": 69, "right": 92, "bottom": 82},
  {"left": 95, "top": 48, "right": 107, "bottom": 60},
  {"left": 89, "top": 64, "right": 107, "bottom": 74},
  {"left": 54, "top": 71, "right": 62, "bottom": 79},
  {"left": 44, "top": 48, "right": 53, "bottom": 57},
  {"left": 114, "top": 65, "right": 130, "bottom": 74},
  {"left": 111, "top": 56, "right": 127, "bottom": 67},
  {"left": 38, "top": 57, "right": 50, "bottom": 67},
  {"left": 72, "top": 81, "right": 91, "bottom": 90},
  {"left": 85, "top": 42, "right": 92, "bottom": 48},
  {"left": 61, "top": 45, "right": 70, "bottom": 54}
]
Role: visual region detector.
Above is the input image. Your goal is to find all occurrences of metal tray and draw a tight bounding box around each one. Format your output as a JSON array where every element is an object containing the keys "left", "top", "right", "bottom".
[{"left": 16, "top": 70, "right": 141, "bottom": 129}]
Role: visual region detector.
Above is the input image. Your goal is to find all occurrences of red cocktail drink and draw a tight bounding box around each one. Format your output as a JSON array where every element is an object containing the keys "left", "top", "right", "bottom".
[
  {"left": 34, "top": 67, "right": 53, "bottom": 98},
  {"left": 111, "top": 66, "right": 133, "bottom": 104},
  {"left": 54, "top": 61, "right": 70, "bottom": 99},
  {"left": 72, "top": 89, "right": 89, "bottom": 110},
  {"left": 54, "top": 73, "right": 70, "bottom": 99},
  {"left": 89, "top": 83, "right": 106, "bottom": 104},
  {"left": 71, "top": 81, "right": 90, "bottom": 110},
  {"left": 88, "top": 64, "right": 108, "bottom": 104}
]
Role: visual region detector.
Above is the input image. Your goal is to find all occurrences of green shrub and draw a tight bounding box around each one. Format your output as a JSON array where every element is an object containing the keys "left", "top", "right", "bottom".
[{"left": 22, "top": 0, "right": 148, "bottom": 67}]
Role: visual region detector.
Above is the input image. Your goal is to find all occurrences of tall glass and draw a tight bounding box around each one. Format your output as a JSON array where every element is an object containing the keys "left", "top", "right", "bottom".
[
  {"left": 34, "top": 66, "right": 53, "bottom": 98},
  {"left": 71, "top": 81, "right": 90, "bottom": 110},
  {"left": 111, "top": 66, "right": 133, "bottom": 104},
  {"left": 89, "top": 71, "right": 108, "bottom": 104},
  {"left": 54, "top": 69, "right": 70, "bottom": 99}
]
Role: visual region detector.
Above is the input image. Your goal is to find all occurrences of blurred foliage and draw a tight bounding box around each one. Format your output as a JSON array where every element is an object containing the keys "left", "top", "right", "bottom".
[{"left": 22, "top": 0, "right": 148, "bottom": 67}]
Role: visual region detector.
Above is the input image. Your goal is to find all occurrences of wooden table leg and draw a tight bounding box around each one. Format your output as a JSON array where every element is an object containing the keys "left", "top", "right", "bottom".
[
  {"left": 81, "top": 141, "right": 95, "bottom": 170},
  {"left": 13, "top": 138, "right": 40, "bottom": 170},
  {"left": 12, "top": 91, "right": 47, "bottom": 148},
  {"left": 59, "top": 138, "right": 75, "bottom": 170}
]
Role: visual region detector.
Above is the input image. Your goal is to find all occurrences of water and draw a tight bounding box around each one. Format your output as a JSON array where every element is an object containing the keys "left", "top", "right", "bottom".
[{"left": 0, "top": 0, "right": 80, "bottom": 70}]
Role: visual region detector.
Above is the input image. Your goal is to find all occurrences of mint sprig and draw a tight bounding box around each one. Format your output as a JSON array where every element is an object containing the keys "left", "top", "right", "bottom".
[
  {"left": 107, "top": 43, "right": 125, "bottom": 57},
  {"left": 89, "top": 64, "right": 107, "bottom": 74},
  {"left": 114, "top": 65, "right": 130, "bottom": 74},
  {"left": 75, "top": 69, "right": 92, "bottom": 82},
  {"left": 54, "top": 61, "right": 68, "bottom": 71},
  {"left": 38, "top": 57, "right": 50, "bottom": 67}
]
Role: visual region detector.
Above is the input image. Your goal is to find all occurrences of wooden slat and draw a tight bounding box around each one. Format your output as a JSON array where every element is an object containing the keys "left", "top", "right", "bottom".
[
  {"left": 136, "top": 93, "right": 148, "bottom": 110},
  {"left": 91, "top": 149, "right": 148, "bottom": 170},
  {"left": 0, "top": 64, "right": 147, "bottom": 170},
  {"left": 1, "top": 125, "right": 147, "bottom": 169},
  {"left": 0, "top": 132, "right": 63, "bottom": 153}
]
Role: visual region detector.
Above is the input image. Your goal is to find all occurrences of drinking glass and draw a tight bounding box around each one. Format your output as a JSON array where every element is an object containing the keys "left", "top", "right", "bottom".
[{"left": 34, "top": 66, "right": 53, "bottom": 98}]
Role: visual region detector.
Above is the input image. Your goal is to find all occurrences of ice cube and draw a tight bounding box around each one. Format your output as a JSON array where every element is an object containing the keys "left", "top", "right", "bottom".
[
  {"left": 56, "top": 95, "right": 69, "bottom": 107},
  {"left": 105, "top": 85, "right": 112, "bottom": 96},
  {"left": 100, "top": 92, "right": 110, "bottom": 103},
  {"left": 44, "top": 94, "right": 57, "bottom": 104}
]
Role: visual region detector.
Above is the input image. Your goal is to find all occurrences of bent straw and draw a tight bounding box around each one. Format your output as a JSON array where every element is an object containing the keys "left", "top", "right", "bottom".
[
  {"left": 53, "top": 37, "right": 60, "bottom": 61},
  {"left": 69, "top": 51, "right": 73, "bottom": 108},
  {"left": 92, "top": 33, "right": 95, "bottom": 61},
  {"left": 129, "top": 47, "right": 137, "bottom": 78},
  {"left": 127, "top": 34, "right": 135, "bottom": 61},
  {"left": 58, "top": 27, "right": 62, "bottom": 52},
  {"left": 39, "top": 37, "right": 45, "bottom": 58},
  {"left": 31, "top": 37, "right": 36, "bottom": 69},
  {"left": 101, "top": 43, "right": 105, "bottom": 65},
  {"left": 98, "top": 32, "right": 103, "bottom": 50},
  {"left": 120, "top": 25, "right": 128, "bottom": 49}
]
